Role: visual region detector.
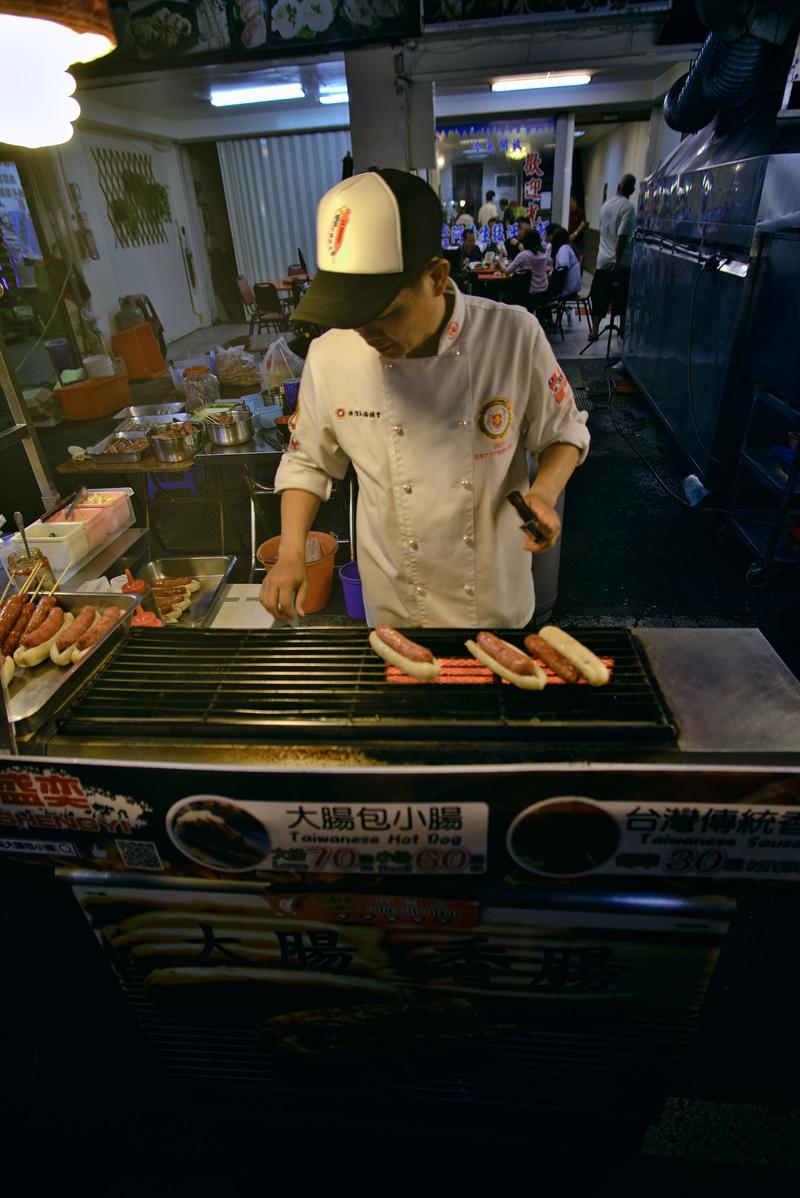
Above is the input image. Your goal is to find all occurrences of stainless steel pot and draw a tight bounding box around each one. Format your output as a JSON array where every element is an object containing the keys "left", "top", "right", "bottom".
[
  {"left": 206, "top": 407, "right": 255, "bottom": 446},
  {"left": 149, "top": 420, "right": 204, "bottom": 462}
]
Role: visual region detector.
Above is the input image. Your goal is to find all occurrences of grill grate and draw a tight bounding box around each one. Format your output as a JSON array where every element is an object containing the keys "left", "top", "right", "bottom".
[{"left": 58, "top": 628, "right": 674, "bottom": 747}]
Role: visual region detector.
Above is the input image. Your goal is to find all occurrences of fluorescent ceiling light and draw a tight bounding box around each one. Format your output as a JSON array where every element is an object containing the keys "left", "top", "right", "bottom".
[
  {"left": 319, "top": 87, "right": 349, "bottom": 105},
  {"left": 492, "top": 73, "right": 591, "bottom": 93},
  {"left": 210, "top": 83, "right": 305, "bottom": 107},
  {"left": 574, "top": 130, "right": 586, "bottom": 137}
]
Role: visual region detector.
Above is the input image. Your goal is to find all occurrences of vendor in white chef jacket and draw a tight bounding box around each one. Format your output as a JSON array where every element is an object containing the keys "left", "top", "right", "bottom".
[{"left": 261, "top": 169, "right": 589, "bottom": 628}]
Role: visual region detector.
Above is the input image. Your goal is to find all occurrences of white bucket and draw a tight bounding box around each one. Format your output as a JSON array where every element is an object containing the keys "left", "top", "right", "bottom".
[{"left": 83, "top": 354, "right": 114, "bottom": 378}]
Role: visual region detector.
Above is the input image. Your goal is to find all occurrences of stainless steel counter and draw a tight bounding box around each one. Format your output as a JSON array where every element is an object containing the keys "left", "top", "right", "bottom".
[{"left": 634, "top": 627, "right": 800, "bottom": 763}]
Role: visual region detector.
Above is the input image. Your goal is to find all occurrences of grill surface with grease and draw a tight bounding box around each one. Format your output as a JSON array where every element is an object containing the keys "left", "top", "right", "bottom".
[{"left": 57, "top": 627, "right": 675, "bottom": 750}]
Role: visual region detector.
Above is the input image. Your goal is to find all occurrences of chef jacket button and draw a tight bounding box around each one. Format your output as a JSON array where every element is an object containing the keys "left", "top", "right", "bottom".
[
  {"left": 463, "top": 535, "right": 474, "bottom": 547},
  {"left": 408, "top": 539, "right": 418, "bottom": 550},
  {"left": 461, "top": 478, "right": 472, "bottom": 489},
  {"left": 402, "top": 483, "right": 412, "bottom": 493},
  {"left": 463, "top": 584, "right": 474, "bottom": 596},
  {"left": 457, "top": 419, "right": 469, "bottom": 428},
  {"left": 451, "top": 350, "right": 461, "bottom": 357},
  {"left": 393, "top": 424, "right": 404, "bottom": 435},
  {"left": 415, "top": 586, "right": 425, "bottom": 596},
  {"left": 383, "top": 362, "right": 393, "bottom": 370}
]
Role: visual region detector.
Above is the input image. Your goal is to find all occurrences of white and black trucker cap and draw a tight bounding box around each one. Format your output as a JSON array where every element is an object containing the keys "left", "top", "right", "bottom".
[{"left": 292, "top": 169, "right": 443, "bottom": 329}]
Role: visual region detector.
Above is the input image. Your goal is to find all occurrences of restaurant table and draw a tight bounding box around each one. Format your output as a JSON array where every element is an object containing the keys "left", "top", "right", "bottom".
[{"left": 469, "top": 269, "right": 511, "bottom": 301}]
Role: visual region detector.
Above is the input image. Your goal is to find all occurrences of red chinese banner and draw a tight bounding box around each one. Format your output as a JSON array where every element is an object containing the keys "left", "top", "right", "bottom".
[{"left": 523, "top": 150, "right": 544, "bottom": 224}]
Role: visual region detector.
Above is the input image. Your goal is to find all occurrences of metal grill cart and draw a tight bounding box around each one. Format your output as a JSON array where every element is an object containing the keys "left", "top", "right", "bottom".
[{"left": 1, "top": 621, "right": 800, "bottom": 1152}]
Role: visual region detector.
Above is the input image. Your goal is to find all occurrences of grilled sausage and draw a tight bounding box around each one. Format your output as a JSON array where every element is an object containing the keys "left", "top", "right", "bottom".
[
  {"left": 369, "top": 626, "right": 441, "bottom": 682},
  {"left": 0, "top": 595, "right": 24, "bottom": 644},
  {"left": 54, "top": 605, "right": 95, "bottom": 651},
  {"left": 150, "top": 591, "right": 188, "bottom": 608},
  {"left": 2, "top": 601, "right": 35, "bottom": 658},
  {"left": 150, "top": 577, "right": 199, "bottom": 593},
  {"left": 537, "top": 626, "right": 610, "bottom": 687},
  {"left": 465, "top": 634, "right": 547, "bottom": 690},
  {"left": 72, "top": 606, "right": 122, "bottom": 662},
  {"left": 524, "top": 634, "right": 582, "bottom": 683},
  {"left": 476, "top": 631, "right": 538, "bottom": 676},
  {"left": 51, "top": 605, "right": 97, "bottom": 666},
  {"left": 375, "top": 625, "right": 434, "bottom": 664},
  {"left": 15, "top": 609, "right": 69, "bottom": 668},
  {"left": 21, "top": 605, "right": 63, "bottom": 649},
  {"left": 24, "top": 595, "right": 56, "bottom": 640}
]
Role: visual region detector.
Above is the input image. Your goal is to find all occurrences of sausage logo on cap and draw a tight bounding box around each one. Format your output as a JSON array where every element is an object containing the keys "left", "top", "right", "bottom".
[
  {"left": 477, "top": 396, "right": 512, "bottom": 442},
  {"left": 328, "top": 206, "right": 352, "bottom": 261}
]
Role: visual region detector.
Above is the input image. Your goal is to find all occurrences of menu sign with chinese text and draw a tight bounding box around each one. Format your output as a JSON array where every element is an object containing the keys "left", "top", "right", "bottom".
[{"left": 0, "top": 760, "right": 799, "bottom": 884}]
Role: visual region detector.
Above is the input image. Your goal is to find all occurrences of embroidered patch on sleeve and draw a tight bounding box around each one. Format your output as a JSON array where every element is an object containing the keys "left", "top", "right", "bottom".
[{"left": 548, "top": 367, "right": 571, "bottom": 405}]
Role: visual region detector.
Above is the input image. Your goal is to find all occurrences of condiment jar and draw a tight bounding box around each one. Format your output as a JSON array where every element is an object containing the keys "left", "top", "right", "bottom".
[
  {"left": 7, "top": 549, "right": 55, "bottom": 593},
  {"left": 183, "top": 366, "right": 220, "bottom": 410}
]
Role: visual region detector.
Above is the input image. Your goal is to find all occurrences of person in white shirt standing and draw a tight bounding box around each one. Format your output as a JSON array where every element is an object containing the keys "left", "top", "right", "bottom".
[
  {"left": 261, "top": 169, "right": 589, "bottom": 629},
  {"left": 477, "top": 190, "right": 499, "bottom": 226},
  {"left": 588, "top": 173, "right": 637, "bottom": 342}
]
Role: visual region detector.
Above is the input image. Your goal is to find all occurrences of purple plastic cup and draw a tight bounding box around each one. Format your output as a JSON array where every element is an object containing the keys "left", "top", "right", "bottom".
[{"left": 339, "top": 560, "right": 365, "bottom": 620}]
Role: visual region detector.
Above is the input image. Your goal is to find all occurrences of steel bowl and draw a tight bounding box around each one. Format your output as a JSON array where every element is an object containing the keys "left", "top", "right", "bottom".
[
  {"left": 206, "top": 407, "right": 255, "bottom": 446},
  {"left": 148, "top": 420, "right": 204, "bottom": 462}
]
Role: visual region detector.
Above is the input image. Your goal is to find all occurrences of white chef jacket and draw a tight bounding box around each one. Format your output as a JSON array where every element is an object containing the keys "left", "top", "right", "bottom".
[{"left": 274, "top": 280, "right": 589, "bottom": 628}]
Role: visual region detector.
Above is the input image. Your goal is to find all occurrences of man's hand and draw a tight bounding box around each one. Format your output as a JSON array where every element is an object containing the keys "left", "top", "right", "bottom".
[
  {"left": 260, "top": 550, "right": 308, "bottom": 621},
  {"left": 520, "top": 489, "right": 561, "bottom": 554}
]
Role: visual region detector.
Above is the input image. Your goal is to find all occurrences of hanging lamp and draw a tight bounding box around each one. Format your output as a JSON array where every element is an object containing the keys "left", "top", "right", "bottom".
[{"left": 0, "top": 2, "right": 116, "bottom": 148}]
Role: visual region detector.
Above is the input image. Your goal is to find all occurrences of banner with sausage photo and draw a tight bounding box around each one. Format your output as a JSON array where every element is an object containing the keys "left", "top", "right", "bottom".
[{"left": 69, "top": 878, "right": 729, "bottom": 1117}]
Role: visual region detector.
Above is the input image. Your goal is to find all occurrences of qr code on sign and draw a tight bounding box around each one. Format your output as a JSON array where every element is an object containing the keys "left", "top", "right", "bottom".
[{"left": 115, "top": 839, "right": 163, "bottom": 871}]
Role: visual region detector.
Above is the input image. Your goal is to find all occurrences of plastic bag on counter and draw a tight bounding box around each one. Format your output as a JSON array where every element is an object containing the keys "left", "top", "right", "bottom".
[
  {"left": 305, "top": 536, "right": 322, "bottom": 563},
  {"left": 214, "top": 345, "right": 260, "bottom": 389},
  {"left": 260, "top": 336, "right": 304, "bottom": 392}
]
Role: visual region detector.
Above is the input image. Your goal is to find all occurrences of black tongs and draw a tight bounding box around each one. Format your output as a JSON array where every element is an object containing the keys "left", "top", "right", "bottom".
[{"left": 507, "top": 490, "right": 547, "bottom": 544}]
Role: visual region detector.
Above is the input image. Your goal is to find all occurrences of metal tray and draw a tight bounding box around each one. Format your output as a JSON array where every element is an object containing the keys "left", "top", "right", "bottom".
[
  {"left": 138, "top": 555, "right": 236, "bottom": 628},
  {"left": 6, "top": 592, "right": 137, "bottom": 735},
  {"left": 88, "top": 432, "right": 151, "bottom": 464},
  {"left": 114, "top": 402, "right": 185, "bottom": 420},
  {"left": 115, "top": 412, "right": 191, "bottom": 434}
]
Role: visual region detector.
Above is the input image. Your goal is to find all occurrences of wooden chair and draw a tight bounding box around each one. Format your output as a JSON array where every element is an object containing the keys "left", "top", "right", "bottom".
[{"left": 251, "top": 283, "right": 289, "bottom": 336}]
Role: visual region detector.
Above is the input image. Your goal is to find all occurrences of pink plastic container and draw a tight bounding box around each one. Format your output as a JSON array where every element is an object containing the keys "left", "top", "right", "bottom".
[
  {"left": 75, "top": 488, "right": 135, "bottom": 537},
  {"left": 45, "top": 507, "right": 106, "bottom": 550}
]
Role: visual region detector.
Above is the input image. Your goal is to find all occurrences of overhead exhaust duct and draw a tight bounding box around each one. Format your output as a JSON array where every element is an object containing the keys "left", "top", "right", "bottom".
[{"left": 664, "top": 1, "right": 800, "bottom": 134}]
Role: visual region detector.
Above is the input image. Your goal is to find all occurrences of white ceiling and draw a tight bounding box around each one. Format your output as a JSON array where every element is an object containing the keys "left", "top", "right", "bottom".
[
  {"left": 73, "top": 16, "right": 696, "bottom": 140},
  {"left": 79, "top": 57, "right": 349, "bottom": 120}
]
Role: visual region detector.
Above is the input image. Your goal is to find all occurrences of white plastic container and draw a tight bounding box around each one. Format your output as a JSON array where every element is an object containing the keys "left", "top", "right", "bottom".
[
  {"left": 43, "top": 507, "right": 106, "bottom": 550},
  {"left": 74, "top": 488, "right": 135, "bottom": 537},
  {"left": 5, "top": 520, "right": 90, "bottom": 575}
]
